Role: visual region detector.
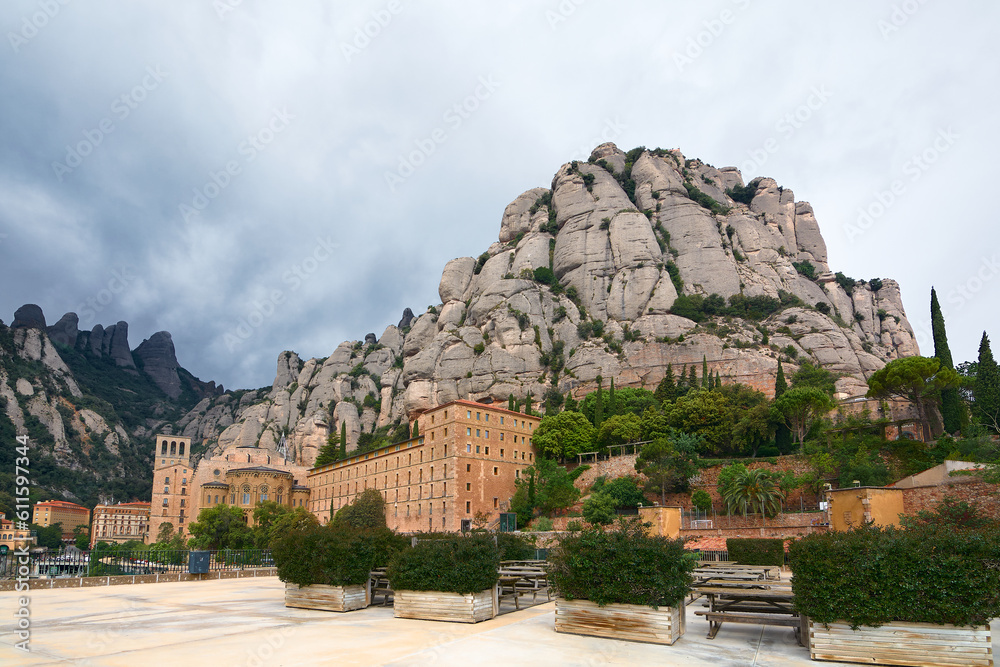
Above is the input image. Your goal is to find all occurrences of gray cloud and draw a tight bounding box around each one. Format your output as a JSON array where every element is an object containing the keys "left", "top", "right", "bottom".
[{"left": 2, "top": 1, "right": 998, "bottom": 388}]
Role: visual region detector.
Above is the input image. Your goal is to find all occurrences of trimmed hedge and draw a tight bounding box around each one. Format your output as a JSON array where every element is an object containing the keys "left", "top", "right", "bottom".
[
  {"left": 727, "top": 538, "right": 784, "bottom": 566},
  {"left": 388, "top": 534, "right": 500, "bottom": 595},
  {"left": 273, "top": 524, "right": 403, "bottom": 587},
  {"left": 549, "top": 519, "right": 695, "bottom": 608},
  {"left": 496, "top": 532, "right": 535, "bottom": 561},
  {"left": 790, "top": 523, "right": 1000, "bottom": 629}
]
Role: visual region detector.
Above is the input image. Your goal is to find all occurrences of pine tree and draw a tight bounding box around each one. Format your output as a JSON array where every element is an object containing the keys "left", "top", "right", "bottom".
[
  {"left": 677, "top": 365, "right": 688, "bottom": 391},
  {"left": 594, "top": 375, "right": 604, "bottom": 427},
  {"left": 774, "top": 362, "right": 793, "bottom": 453},
  {"left": 339, "top": 421, "right": 347, "bottom": 458},
  {"left": 564, "top": 392, "right": 579, "bottom": 412},
  {"left": 509, "top": 393, "right": 516, "bottom": 411},
  {"left": 975, "top": 332, "right": 1000, "bottom": 433},
  {"left": 654, "top": 365, "right": 676, "bottom": 405},
  {"left": 688, "top": 366, "right": 698, "bottom": 389},
  {"left": 931, "top": 287, "right": 964, "bottom": 434},
  {"left": 608, "top": 377, "right": 616, "bottom": 417},
  {"left": 702, "top": 355, "right": 709, "bottom": 388}
]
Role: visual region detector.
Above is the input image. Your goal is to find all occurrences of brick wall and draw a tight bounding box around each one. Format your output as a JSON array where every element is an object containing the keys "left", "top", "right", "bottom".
[{"left": 900, "top": 476, "right": 1000, "bottom": 520}]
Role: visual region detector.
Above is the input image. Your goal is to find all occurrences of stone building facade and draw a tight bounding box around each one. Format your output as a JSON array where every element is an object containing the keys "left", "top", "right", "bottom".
[
  {"left": 32, "top": 500, "right": 90, "bottom": 540},
  {"left": 149, "top": 434, "right": 310, "bottom": 542},
  {"left": 307, "top": 400, "right": 540, "bottom": 532},
  {"left": 90, "top": 502, "right": 151, "bottom": 546}
]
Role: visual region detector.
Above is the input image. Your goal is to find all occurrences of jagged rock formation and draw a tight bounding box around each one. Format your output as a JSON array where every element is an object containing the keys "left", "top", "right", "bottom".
[
  {"left": 180, "top": 143, "right": 919, "bottom": 468},
  {"left": 134, "top": 332, "right": 182, "bottom": 399},
  {"left": 12, "top": 304, "right": 46, "bottom": 330}
]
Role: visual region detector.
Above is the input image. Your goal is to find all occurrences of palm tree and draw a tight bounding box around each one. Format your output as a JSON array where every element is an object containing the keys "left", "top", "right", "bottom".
[{"left": 721, "top": 468, "right": 785, "bottom": 522}]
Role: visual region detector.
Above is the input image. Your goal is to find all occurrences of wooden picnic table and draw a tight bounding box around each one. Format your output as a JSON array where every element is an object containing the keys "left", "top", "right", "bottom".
[
  {"left": 691, "top": 579, "right": 800, "bottom": 643},
  {"left": 496, "top": 568, "right": 550, "bottom": 610}
]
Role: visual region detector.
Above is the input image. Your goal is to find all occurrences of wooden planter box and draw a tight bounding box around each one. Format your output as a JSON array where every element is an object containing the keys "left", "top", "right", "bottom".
[
  {"left": 554, "top": 598, "right": 686, "bottom": 646},
  {"left": 284, "top": 582, "right": 370, "bottom": 612},
  {"left": 393, "top": 589, "right": 498, "bottom": 623},
  {"left": 806, "top": 617, "right": 993, "bottom": 667}
]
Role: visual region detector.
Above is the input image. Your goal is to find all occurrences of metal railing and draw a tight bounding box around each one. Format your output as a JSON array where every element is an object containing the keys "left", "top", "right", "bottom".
[{"left": 0, "top": 548, "right": 273, "bottom": 580}]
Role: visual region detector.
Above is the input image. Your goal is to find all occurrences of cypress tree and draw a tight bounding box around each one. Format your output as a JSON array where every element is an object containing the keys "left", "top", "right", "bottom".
[
  {"left": 975, "top": 332, "right": 1000, "bottom": 433},
  {"left": 678, "top": 365, "right": 687, "bottom": 391},
  {"left": 702, "top": 355, "right": 709, "bottom": 388},
  {"left": 931, "top": 287, "right": 964, "bottom": 433},
  {"left": 508, "top": 393, "right": 516, "bottom": 411},
  {"left": 715, "top": 370, "right": 721, "bottom": 389},
  {"left": 774, "top": 362, "right": 793, "bottom": 453},
  {"left": 688, "top": 366, "right": 698, "bottom": 389},
  {"left": 339, "top": 421, "right": 347, "bottom": 459},
  {"left": 411, "top": 421, "right": 419, "bottom": 438},
  {"left": 608, "top": 377, "right": 616, "bottom": 417},
  {"left": 654, "top": 365, "right": 676, "bottom": 405},
  {"left": 525, "top": 392, "right": 533, "bottom": 416},
  {"left": 594, "top": 375, "right": 604, "bottom": 427},
  {"left": 564, "top": 392, "right": 579, "bottom": 412}
]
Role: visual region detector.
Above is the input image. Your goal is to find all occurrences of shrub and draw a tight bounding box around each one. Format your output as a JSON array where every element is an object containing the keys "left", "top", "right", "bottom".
[
  {"left": 582, "top": 493, "right": 617, "bottom": 525},
  {"left": 273, "top": 524, "right": 388, "bottom": 587},
  {"left": 496, "top": 532, "right": 536, "bottom": 561},
  {"left": 835, "top": 272, "right": 856, "bottom": 295},
  {"left": 549, "top": 519, "right": 695, "bottom": 608},
  {"left": 533, "top": 266, "right": 556, "bottom": 285},
  {"left": 726, "top": 537, "right": 784, "bottom": 566},
  {"left": 682, "top": 182, "right": 730, "bottom": 216},
  {"left": 387, "top": 534, "right": 500, "bottom": 595},
  {"left": 792, "top": 260, "right": 816, "bottom": 279},
  {"left": 691, "top": 489, "right": 712, "bottom": 511},
  {"left": 473, "top": 343, "right": 485, "bottom": 355},
  {"left": 566, "top": 520, "right": 583, "bottom": 532},
  {"left": 726, "top": 181, "right": 758, "bottom": 206},
  {"left": 474, "top": 252, "right": 490, "bottom": 275},
  {"left": 531, "top": 516, "right": 554, "bottom": 531},
  {"left": 869, "top": 278, "right": 883, "bottom": 292},
  {"left": 790, "top": 523, "right": 1000, "bottom": 628},
  {"left": 815, "top": 302, "right": 831, "bottom": 314}
]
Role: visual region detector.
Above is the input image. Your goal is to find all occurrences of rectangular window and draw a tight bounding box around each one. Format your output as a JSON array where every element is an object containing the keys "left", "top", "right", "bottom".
[
  {"left": 444, "top": 428, "right": 448, "bottom": 437},
  {"left": 165, "top": 477, "right": 170, "bottom": 484},
  {"left": 484, "top": 430, "right": 489, "bottom": 439},
  {"left": 476, "top": 445, "right": 480, "bottom": 454},
  {"left": 500, "top": 449, "right": 504, "bottom": 458},
  {"left": 493, "top": 497, "right": 498, "bottom": 509},
  {"left": 466, "top": 483, "right": 471, "bottom": 491},
  {"left": 500, "top": 416, "right": 504, "bottom": 425},
  {"left": 467, "top": 427, "right": 472, "bottom": 436},
  {"left": 500, "top": 433, "right": 504, "bottom": 441},
  {"left": 466, "top": 464, "right": 471, "bottom": 472},
  {"left": 516, "top": 469, "right": 520, "bottom": 479},
  {"left": 476, "top": 429, "right": 481, "bottom": 437},
  {"left": 493, "top": 467, "right": 498, "bottom": 475},
  {"left": 467, "top": 410, "right": 472, "bottom": 418},
  {"left": 444, "top": 410, "right": 448, "bottom": 418},
  {"left": 162, "top": 498, "right": 168, "bottom": 506},
  {"left": 466, "top": 501, "right": 471, "bottom": 514},
  {"left": 476, "top": 412, "right": 481, "bottom": 420},
  {"left": 485, "top": 446, "right": 489, "bottom": 455},
  {"left": 180, "top": 499, "right": 185, "bottom": 507},
  {"left": 467, "top": 444, "right": 471, "bottom": 453}
]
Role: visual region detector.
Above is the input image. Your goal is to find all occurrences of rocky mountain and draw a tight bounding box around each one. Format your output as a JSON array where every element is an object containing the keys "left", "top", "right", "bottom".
[
  {"left": 180, "top": 143, "right": 918, "bottom": 468},
  {"left": 0, "top": 307, "right": 222, "bottom": 508}
]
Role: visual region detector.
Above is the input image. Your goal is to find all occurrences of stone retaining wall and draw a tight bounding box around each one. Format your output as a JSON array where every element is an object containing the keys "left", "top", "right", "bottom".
[{"left": 0, "top": 568, "right": 277, "bottom": 592}]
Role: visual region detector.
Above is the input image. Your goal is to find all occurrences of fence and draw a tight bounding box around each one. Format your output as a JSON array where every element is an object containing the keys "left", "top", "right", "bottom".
[{"left": 0, "top": 548, "right": 273, "bottom": 580}]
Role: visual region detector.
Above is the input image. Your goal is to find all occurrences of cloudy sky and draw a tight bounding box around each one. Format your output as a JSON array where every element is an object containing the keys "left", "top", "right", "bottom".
[{"left": 1, "top": 1, "right": 997, "bottom": 390}]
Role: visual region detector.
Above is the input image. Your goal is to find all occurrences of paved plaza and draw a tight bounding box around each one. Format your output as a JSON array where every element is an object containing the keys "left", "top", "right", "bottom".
[{"left": 2, "top": 577, "right": 996, "bottom": 666}]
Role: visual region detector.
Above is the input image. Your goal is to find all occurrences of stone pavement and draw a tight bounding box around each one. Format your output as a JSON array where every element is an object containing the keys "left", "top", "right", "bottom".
[{"left": 1, "top": 577, "right": 996, "bottom": 666}]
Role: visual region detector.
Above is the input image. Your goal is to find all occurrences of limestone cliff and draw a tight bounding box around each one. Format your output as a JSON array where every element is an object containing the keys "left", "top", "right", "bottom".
[{"left": 185, "top": 144, "right": 918, "bottom": 467}]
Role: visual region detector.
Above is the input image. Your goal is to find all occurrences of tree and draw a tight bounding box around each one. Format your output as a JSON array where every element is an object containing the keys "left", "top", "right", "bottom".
[
  {"left": 691, "top": 489, "right": 712, "bottom": 512},
  {"left": 702, "top": 356, "right": 709, "bottom": 388},
  {"left": 931, "top": 287, "right": 964, "bottom": 434},
  {"left": 509, "top": 393, "right": 516, "bottom": 411},
  {"left": 524, "top": 391, "right": 534, "bottom": 416},
  {"left": 688, "top": 366, "right": 698, "bottom": 389},
  {"left": 340, "top": 421, "right": 347, "bottom": 459},
  {"left": 73, "top": 524, "right": 90, "bottom": 550},
  {"left": 974, "top": 333, "right": 1000, "bottom": 433},
  {"left": 720, "top": 468, "right": 785, "bottom": 520},
  {"left": 597, "top": 477, "right": 646, "bottom": 508},
  {"left": 773, "top": 362, "right": 793, "bottom": 453},
  {"left": 532, "top": 458, "right": 580, "bottom": 515},
  {"left": 533, "top": 411, "right": 596, "bottom": 461},
  {"left": 607, "top": 377, "right": 616, "bottom": 417},
  {"left": 866, "top": 356, "right": 961, "bottom": 440},
  {"left": 155, "top": 522, "right": 176, "bottom": 544},
  {"left": 772, "top": 386, "right": 835, "bottom": 447},
  {"left": 791, "top": 361, "right": 837, "bottom": 395},
  {"left": 187, "top": 505, "right": 252, "bottom": 550},
  {"left": 315, "top": 434, "right": 340, "bottom": 467},
  {"left": 634, "top": 432, "right": 701, "bottom": 503},
  {"left": 582, "top": 492, "right": 617, "bottom": 525},
  {"left": 31, "top": 522, "right": 63, "bottom": 549},
  {"left": 563, "top": 392, "right": 578, "bottom": 412},
  {"left": 594, "top": 375, "right": 604, "bottom": 427},
  {"left": 411, "top": 421, "right": 419, "bottom": 437},
  {"left": 596, "top": 413, "right": 643, "bottom": 451},
  {"left": 331, "top": 488, "right": 387, "bottom": 529},
  {"left": 543, "top": 386, "right": 564, "bottom": 416},
  {"left": 654, "top": 365, "right": 677, "bottom": 405}
]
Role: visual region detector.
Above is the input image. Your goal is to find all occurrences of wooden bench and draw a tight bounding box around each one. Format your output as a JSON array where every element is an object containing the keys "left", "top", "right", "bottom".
[{"left": 695, "top": 610, "right": 801, "bottom": 640}]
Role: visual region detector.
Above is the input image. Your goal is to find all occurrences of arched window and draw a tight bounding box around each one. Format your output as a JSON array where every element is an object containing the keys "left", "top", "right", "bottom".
[
  {"left": 260, "top": 485, "right": 269, "bottom": 502},
  {"left": 170, "top": 441, "right": 176, "bottom": 455},
  {"left": 179, "top": 442, "right": 185, "bottom": 455},
  {"left": 161, "top": 440, "right": 168, "bottom": 454}
]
